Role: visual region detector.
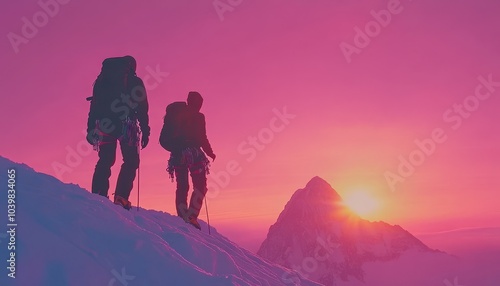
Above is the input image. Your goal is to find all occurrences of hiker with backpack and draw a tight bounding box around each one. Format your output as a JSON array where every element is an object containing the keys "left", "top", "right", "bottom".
[
  {"left": 159, "top": 91, "right": 216, "bottom": 229},
  {"left": 86, "top": 55, "right": 150, "bottom": 210}
]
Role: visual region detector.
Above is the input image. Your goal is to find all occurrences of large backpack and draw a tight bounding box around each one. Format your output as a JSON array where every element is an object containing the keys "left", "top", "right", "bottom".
[
  {"left": 87, "top": 56, "right": 136, "bottom": 102},
  {"left": 87, "top": 56, "right": 138, "bottom": 138},
  {"left": 159, "top": 101, "right": 189, "bottom": 151}
]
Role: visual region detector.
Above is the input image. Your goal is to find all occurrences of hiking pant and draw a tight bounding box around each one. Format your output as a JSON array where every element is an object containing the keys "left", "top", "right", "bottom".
[
  {"left": 91, "top": 136, "right": 139, "bottom": 200},
  {"left": 175, "top": 165, "right": 208, "bottom": 219},
  {"left": 170, "top": 147, "right": 209, "bottom": 219}
]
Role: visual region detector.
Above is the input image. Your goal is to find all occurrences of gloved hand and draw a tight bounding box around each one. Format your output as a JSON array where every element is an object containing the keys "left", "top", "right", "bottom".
[
  {"left": 86, "top": 130, "right": 96, "bottom": 145},
  {"left": 207, "top": 153, "right": 216, "bottom": 162},
  {"left": 141, "top": 135, "right": 149, "bottom": 149}
]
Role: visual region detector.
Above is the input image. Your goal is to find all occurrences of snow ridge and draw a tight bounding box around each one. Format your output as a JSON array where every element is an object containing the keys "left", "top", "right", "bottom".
[{"left": 0, "top": 156, "right": 320, "bottom": 286}]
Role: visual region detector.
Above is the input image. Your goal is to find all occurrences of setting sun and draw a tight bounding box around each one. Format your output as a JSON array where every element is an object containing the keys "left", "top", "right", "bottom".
[{"left": 343, "top": 190, "right": 380, "bottom": 218}]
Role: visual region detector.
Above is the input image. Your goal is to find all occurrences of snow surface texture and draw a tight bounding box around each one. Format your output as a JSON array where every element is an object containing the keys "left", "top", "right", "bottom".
[
  {"left": 0, "top": 156, "right": 321, "bottom": 286},
  {"left": 257, "top": 177, "right": 497, "bottom": 286}
]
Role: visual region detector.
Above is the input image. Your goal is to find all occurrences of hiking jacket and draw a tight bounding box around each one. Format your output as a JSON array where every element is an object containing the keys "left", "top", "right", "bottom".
[{"left": 182, "top": 111, "right": 214, "bottom": 156}]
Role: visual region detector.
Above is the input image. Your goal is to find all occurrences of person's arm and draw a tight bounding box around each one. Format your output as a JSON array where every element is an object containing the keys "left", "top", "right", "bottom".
[
  {"left": 87, "top": 84, "right": 99, "bottom": 133},
  {"left": 133, "top": 77, "right": 150, "bottom": 146},
  {"left": 198, "top": 113, "right": 215, "bottom": 160},
  {"left": 85, "top": 84, "right": 102, "bottom": 145}
]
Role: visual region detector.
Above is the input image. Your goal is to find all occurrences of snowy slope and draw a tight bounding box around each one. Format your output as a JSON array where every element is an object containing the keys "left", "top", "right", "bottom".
[
  {"left": 258, "top": 177, "right": 461, "bottom": 286},
  {"left": 0, "top": 156, "right": 320, "bottom": 286}
]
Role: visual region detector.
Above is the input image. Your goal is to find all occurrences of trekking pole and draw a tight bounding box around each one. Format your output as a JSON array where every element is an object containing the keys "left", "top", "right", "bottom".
[
  {"left": 205, "top": 197, "right": 211, "bottom": 235},
  {"left": 137, "top": 143, "right": 140, "bottom": 212}
]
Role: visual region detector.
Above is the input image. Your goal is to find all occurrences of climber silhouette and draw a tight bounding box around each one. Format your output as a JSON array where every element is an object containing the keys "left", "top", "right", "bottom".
[
  {"left": 159, "top": 91, "right": 216, "bottom": 229},
  {"left": 86, "top": 56, "right": 150, "bottom": 210}
]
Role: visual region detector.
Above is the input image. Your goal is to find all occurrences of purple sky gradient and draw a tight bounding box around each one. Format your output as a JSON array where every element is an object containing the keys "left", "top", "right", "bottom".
[{"left": 1, "top": 0, "right": 499, "bottom": 250}]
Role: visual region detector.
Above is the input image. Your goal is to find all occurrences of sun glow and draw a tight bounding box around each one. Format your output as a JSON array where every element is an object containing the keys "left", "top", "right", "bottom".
[{"left": 343, "top": 189, "right": 380, "bottom": 218}]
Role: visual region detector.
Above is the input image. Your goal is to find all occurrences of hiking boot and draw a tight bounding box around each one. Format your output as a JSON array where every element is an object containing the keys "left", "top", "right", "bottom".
[
  {"left": 114, "top": 195, "right": 131, "bottom": 210},
  {"left": 187, "top": 216, "right": 201, "bottom": 230}
]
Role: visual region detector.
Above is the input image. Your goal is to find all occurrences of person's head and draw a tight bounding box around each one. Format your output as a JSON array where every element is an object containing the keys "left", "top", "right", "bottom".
[
  {"left": 123, "top": 55, "right": 137, "bottom": 75},
  {"left": 187, "top": 91, "right": 203, "bottom": 112}
]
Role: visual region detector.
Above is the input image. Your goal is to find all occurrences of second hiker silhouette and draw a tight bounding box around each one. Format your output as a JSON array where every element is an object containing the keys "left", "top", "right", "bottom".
[
  {"left": 160, "top": 91, "right": 216, "bottom": 229},
  {"left": 86, "top": 56, "right": 150, "bottom": 210}
]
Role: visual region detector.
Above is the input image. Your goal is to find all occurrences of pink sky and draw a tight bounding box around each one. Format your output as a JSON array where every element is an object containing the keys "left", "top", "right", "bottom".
[{"left": 1, "top": 0, "right": 499, "bottom": 251}]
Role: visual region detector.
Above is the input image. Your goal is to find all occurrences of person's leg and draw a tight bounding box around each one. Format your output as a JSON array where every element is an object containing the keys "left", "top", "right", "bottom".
[
  {"left": 188, "top": 167, "right": 208, "bottom": 219},
  {"left": 91, "top": 139, "right": 117, "bottom": 197},
  {"left": 175, "top": 165, "right": 189, "bottom": 218},
  {"left": 115, "top": 141, "right": 139, "bottom": 202}
]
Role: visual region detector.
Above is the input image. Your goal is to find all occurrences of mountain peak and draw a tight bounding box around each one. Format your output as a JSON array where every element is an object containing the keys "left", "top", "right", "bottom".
[
  {"left": 299, "top": 176, "right": 343, "bottom": 201},
  {"left": 258, "top": 177, "right": 439, "bottom": 285},
  {"left": 273, "top": 177, "right": 346, "bottom": 228},
  {"left": 305, "top": 176, "right": 333, "bottom": 189},
  {"left": 303, "top": 176, "right": 344, "bottom": 204}
]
